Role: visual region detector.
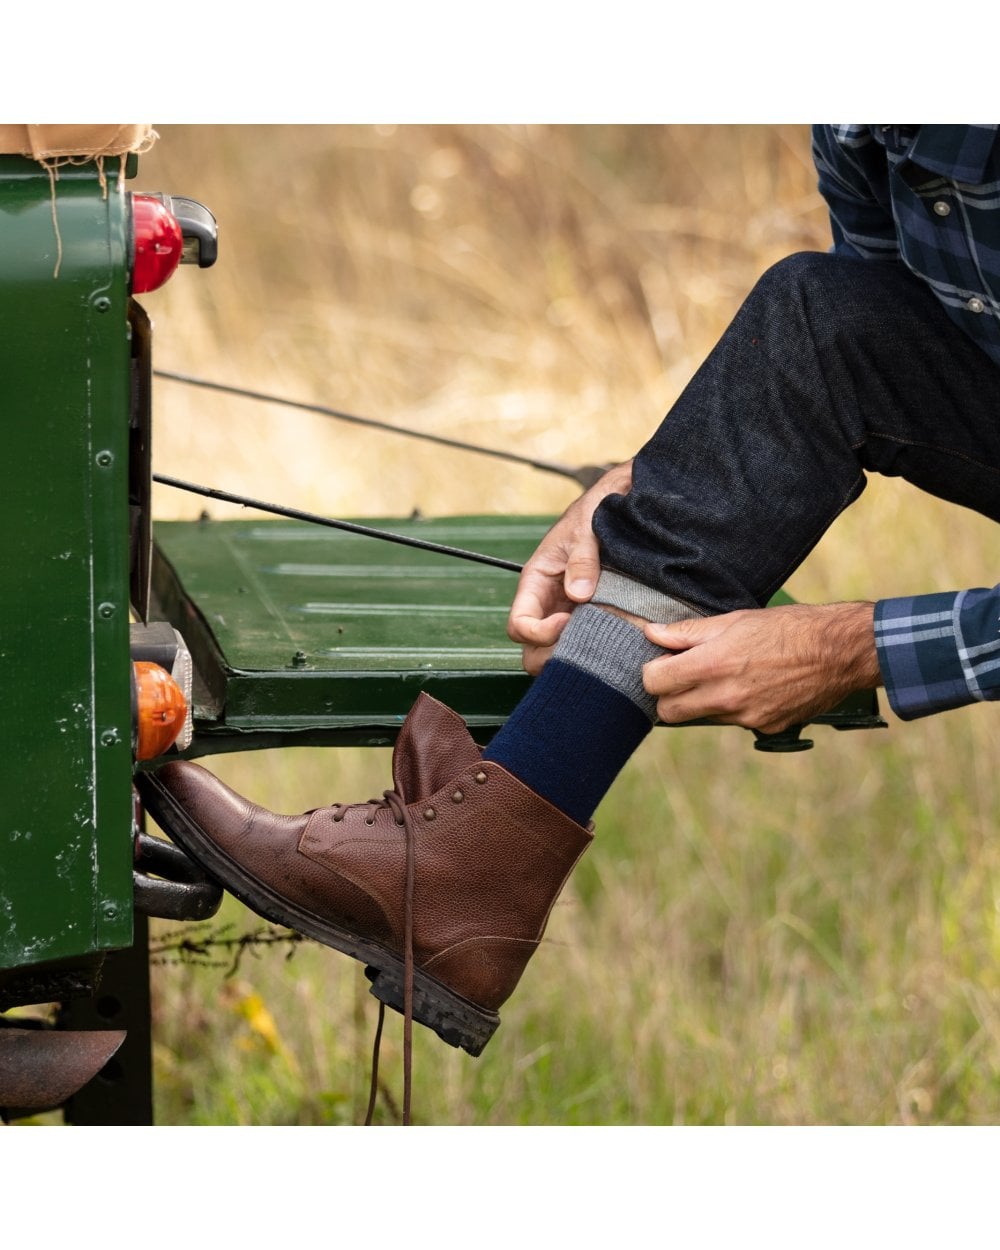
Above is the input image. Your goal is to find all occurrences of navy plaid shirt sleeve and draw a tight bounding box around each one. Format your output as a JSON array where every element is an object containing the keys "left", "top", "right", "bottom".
[
  {"left": 875, "top": 587, "right": 1000, "bottom": 719},
  {"left": 811, "top": 125, "right": 901, "bottom": 260}
]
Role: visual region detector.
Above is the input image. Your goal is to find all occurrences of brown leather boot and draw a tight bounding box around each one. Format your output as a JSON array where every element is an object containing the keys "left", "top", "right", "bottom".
[{"left": 139, "top": 693, "right": 592, "bottom": 1058}]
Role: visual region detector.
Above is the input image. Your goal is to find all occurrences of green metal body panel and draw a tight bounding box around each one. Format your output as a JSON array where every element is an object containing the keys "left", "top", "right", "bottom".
[
  {"left": 0, "top": 157, "right": 134, "bottom": 974},
  {"left": 151, "top": 517, "right": 884, "bottom": 758}
]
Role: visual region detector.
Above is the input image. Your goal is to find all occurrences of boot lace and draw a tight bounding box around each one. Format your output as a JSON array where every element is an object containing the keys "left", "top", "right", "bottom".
[{"left": 354, "top": 789, "right": 415, "bottom": 1126}]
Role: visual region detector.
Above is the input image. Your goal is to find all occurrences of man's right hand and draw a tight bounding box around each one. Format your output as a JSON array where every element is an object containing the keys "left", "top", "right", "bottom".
[{"left": 507, "top": 459, "right": 633, "bottom": 674}]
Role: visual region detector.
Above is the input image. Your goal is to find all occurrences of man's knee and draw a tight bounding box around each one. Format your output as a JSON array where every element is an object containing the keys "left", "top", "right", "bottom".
[
  {"left": 750, "top": 251, "right": 926, "bottom": 334},
  {"left": 748, "top": 251, "right": 841, "bottom": 313},
  {"left": 736, "top": 251, "right": 884, "bottom": 360}
]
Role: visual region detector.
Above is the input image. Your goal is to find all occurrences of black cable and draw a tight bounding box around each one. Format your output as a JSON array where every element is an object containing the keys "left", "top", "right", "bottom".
[
  {"left": 153, "top": 473, "right": 525, "bottom": 574},
  {"left": 153, "top": 370, "right": 612, "bottom": 490}
]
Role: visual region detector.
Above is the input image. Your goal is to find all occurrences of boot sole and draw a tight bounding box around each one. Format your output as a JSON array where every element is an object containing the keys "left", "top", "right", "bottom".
[{"left": 137, "top": 772, "right": 500, "bottom": 1057}]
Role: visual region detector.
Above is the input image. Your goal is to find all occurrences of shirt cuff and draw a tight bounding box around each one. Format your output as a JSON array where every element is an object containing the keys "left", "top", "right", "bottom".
[{"left": 875, "top": 587, "right": 1000, "bottom": 720}]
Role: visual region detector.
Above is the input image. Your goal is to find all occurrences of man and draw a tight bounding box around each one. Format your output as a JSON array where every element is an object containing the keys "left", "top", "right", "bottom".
[{"left": 145, "top": 124, "right": 1000, "bottom": 1080}]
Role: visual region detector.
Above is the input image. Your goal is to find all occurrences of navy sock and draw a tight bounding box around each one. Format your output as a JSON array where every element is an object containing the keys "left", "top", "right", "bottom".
[{"left": 483, "top": 606, "right": 664, "bottom": 825}]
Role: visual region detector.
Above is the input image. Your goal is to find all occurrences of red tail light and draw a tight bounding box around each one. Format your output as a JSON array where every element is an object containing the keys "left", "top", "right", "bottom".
[{"left": 130, "top": 195, "right": 184, "bottom": 294}]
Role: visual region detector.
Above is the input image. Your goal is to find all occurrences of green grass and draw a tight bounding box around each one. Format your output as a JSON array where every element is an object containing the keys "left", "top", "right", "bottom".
[{"left": 145, "top": 708, "right": 1000, "bottom": 1125}]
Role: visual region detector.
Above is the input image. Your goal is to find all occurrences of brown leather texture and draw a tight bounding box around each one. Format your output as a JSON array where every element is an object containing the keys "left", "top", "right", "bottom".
[
  {"left": 155, "top": 693, "right": 592, "bottom": 1011},
  {"left": 391, "top": 695, "right": 480, "bottom": 800}
]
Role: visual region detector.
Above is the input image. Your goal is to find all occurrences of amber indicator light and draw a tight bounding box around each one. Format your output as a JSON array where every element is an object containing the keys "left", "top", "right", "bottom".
[{"left": 132, "top": 661, "right": 188, "bottom": 760}]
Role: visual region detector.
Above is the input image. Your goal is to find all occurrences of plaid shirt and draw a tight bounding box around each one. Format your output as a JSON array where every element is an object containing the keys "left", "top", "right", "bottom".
[
  {"left": 811, "top": 125, "right": 1000, "bottom": 720},
  {"left": 812, "top": 124, "right": 1000, "bottom": 366}
]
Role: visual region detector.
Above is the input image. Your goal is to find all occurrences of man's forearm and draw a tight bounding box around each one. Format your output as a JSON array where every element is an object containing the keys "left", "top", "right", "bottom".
[{"left": 826, "top": 600, "right": 882, "bottom": 692}]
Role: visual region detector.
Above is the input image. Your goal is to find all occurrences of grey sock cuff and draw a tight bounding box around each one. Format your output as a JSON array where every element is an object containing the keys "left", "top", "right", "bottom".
[
  {"left": 592, "top": 570, "right": 706, "bottom": 624},
  {"left": 553, "top": 604, "right": 664, "bottom": 722}
]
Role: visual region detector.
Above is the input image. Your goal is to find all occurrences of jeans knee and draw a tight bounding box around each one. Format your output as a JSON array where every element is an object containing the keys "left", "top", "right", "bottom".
[
  {"left": 753, "top": 251, "right": 837, "bottom": 305},
  {"left": 737, "top": 251, "right": 857, "bottom": 357}
]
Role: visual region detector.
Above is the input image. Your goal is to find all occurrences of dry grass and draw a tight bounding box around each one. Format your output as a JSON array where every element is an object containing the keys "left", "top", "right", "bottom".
[
  {"left": 141, "top": 125, "right": 825, "bottom": 518},
  {"left": 135, "top": 125, "right": 1000, "bottom": 1125}
]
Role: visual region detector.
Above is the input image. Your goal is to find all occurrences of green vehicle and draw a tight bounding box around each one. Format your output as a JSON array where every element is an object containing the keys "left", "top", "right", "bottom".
[{"left": 0, "top": 127, "right": 884, "bottom": 1125}]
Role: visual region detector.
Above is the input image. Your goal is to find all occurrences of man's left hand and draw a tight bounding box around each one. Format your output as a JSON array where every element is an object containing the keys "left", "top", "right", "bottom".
[
  {"left": 642, "top": 601, "right": 881, "bottom": 734},
  {"left": 507, "top": 460, "right": 634, "bottom": 674}
]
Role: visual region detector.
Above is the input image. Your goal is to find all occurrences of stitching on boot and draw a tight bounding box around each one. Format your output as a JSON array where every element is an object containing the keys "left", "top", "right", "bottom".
[
  {"left": 423, "top": 935, "right": 541, "bottom": 1001},
  {"left": 424, "top": 935, "right": 540, "bottom": 967},
  {"left": 296, "top": 831, "right": 403, "bottom": 946}
]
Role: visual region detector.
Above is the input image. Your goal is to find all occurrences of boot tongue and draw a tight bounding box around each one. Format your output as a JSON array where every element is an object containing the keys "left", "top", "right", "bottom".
[{"left": 392, "top": 693, "right": 481, "bottom": 802}]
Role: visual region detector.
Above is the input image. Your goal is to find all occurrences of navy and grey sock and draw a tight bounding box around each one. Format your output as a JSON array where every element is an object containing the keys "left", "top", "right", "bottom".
[
  {"left": 485, "top": 573, "right": 709, "bottom": 825},
  {"left": 483, "top": 604, "right": 667, "bottom": 825}
]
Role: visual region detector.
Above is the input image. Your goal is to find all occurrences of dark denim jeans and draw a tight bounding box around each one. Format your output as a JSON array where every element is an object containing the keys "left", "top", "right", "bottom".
[{"left": 593, "top": 252, "right": 1000, "bottom": 614}]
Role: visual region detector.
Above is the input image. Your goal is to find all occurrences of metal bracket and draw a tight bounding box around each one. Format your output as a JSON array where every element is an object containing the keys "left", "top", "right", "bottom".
[{"left": 133, "top": 828, "right": 223, "bottom": 922}]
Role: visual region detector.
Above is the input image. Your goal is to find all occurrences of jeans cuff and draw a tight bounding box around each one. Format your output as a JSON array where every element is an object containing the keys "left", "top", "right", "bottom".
[{"left": 592, "top": 570, "right": 706, "bottom": 623}]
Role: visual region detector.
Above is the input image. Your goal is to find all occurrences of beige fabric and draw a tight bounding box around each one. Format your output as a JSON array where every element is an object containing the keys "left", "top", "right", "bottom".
[{"left": 0, "top": 124, "right": 156, "bottom": 159}]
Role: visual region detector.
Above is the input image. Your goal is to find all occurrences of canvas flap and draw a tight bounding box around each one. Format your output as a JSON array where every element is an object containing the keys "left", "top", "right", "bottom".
[{"left": 0, "top": 124, "right": 156, "bottom": 159}]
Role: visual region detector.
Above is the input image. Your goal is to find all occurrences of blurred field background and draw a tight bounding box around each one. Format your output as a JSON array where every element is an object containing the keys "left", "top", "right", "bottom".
[{"left": 131, "top": 125, "right": 1000, "bottom": 1125}]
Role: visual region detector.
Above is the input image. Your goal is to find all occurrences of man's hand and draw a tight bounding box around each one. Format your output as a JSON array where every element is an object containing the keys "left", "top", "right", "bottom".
[
  {"left": 507, "top": 460, "right": 633, "bottom": 674},
  {"left": 642, "top": 601, "right": 882, "bottom": 734}
]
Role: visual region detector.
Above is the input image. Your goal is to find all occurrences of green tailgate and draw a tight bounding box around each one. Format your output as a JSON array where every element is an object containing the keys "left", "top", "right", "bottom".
[
  {"left": 152, "top": 515, "right": 884, "bottom": 758},
  {"left": 152, "top": 516, "right": 540, "bottom": 753}
]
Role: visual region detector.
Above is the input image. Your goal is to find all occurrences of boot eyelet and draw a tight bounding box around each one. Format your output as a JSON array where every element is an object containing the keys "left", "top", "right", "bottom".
[
  {"left": 451, "top": 789, "right": 464, "bottom": 803},
  {"left": 423, "top": 807, "right": 437, "bottom": 821},
  {"left": 364, "top": 817, "right": 376, "bottom": 826},
  {"left": 332, "top": 813, "right": 343, "bottom": 823},
  {"left": 474, "top": 771, "right": 487, "bottom": 785}
]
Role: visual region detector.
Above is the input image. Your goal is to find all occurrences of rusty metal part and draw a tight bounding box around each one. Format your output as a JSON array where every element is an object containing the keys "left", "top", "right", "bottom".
[{"left": 0, "top": 1025, "right": 126, "bottom": 1116}]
